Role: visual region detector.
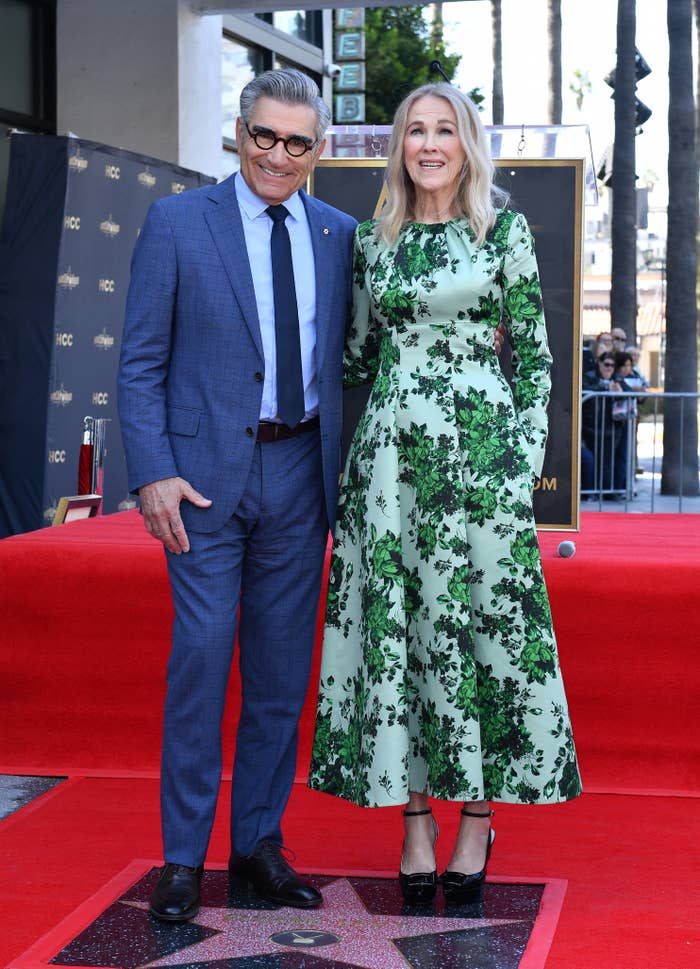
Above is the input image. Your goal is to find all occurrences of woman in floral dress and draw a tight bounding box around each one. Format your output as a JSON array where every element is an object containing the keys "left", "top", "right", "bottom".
[{"left": 308, "top": 84, "right": 581, "bottom": 903}]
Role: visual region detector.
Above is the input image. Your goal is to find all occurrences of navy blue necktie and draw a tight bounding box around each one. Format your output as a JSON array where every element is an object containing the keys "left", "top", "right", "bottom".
[{"left": 266, "top": 204, "right": 305, "bottom": 428}]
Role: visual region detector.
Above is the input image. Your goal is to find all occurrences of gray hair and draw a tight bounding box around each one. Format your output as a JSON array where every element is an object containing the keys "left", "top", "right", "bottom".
[{"left": 240, "top": 69, "right": 331, "bottom": 143}]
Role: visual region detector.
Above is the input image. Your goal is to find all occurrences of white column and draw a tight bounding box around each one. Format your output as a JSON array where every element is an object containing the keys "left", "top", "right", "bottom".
[
  {"left": 56, "top": 0, "right": 221, "bottom": 179},
  {"left": 177, "top": 3, "right": 222, "bottom": 174}
]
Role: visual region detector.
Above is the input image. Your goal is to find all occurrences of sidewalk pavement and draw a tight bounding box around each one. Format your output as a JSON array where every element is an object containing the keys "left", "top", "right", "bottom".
[{"left": 580, "top": 419, "right": 700, "bottom": 514}]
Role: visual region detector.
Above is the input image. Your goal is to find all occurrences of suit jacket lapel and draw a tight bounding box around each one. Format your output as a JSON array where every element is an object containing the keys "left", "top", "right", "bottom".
[
  {"left": 204, "top": 176, "right": 264, "bottom": 359},
  {"left": 302, "top": 191, "right": 334, "bottom": 371}
]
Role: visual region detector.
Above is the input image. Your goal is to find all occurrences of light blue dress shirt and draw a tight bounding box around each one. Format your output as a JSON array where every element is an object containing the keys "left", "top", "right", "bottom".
[{"left": 235, "top": 173, "right": 318, "bottom": 422}]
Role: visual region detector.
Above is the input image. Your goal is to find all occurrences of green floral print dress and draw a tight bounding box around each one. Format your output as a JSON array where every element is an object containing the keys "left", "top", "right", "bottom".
[{"left": 308, "top": 210, "right": 582, "bottom": 808}]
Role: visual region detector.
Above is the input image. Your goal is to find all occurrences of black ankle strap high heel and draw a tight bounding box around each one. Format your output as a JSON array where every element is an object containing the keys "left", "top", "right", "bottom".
[
  {"left": 441, "top": 807, "right": 495, "bottom": 905},
  {"left": 399, "top": 808, "right": 439, "bottom": 904}
]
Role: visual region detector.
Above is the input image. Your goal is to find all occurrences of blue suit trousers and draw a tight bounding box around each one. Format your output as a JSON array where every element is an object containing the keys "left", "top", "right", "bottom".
[{"left": 161, "top": 429, "right": 328, "bottom": 864}]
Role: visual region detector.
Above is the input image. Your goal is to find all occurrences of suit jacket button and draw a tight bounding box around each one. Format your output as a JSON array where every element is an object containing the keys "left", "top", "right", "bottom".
[
  {"left": 246, "top": 426, "right": 254, "bottom": 437},
  {"left": 254, "top": 372, "right": 263, "bottom": 382}
]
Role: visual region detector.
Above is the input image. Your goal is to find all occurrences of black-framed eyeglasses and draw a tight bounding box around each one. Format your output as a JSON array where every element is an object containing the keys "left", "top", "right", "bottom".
[{"left": 245, "top": 124, "right": 317, "bottom": 157}]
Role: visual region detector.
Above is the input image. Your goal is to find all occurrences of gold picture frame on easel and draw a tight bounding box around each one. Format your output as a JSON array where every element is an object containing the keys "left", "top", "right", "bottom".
[
  {"left": 52, "top": 494, "right": 102, "bottom": 526},
  {"left": 310, "top": 156, "right": 584, "bottom": 531}
]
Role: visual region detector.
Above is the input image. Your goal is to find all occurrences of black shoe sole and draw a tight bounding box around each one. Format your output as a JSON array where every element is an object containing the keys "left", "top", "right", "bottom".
[
  {"left": 148, "top": 903, "right": 200, "bottom": 922},
  {"left": 229, "top": 869, "right": 322, "bottom": 909},
  {"left": 257, "top": 891, "right": 323, "bottom": 908},
  {"left": 400, "top": 890, "right": 437, "bottom": 904},
  {"left": 443, "top": 885, "right": 484, "bottom": 905}
]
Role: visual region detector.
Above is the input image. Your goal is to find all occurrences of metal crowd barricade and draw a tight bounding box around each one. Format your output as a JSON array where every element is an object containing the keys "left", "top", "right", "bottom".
[{"left": 580, "top": 390, "right": 700, "bottom": 513}]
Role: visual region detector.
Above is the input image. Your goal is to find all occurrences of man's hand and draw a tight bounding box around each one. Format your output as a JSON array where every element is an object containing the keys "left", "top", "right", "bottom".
[
  {"left": 495, "top": 322, "right": 507, "bottom": 355},
  {"left": 139, "top": 477, "right": 212, "bottom": 554}
]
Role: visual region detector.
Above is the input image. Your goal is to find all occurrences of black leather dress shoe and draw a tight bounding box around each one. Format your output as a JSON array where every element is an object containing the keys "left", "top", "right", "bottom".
[
  {"left": 229, "top": 841, "right": 322, "bottom": 908},
  {"left": 149, "top": 862, "right": 203, "bottom": 922}
]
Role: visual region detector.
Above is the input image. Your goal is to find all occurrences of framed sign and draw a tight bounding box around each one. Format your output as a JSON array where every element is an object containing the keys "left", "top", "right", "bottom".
[
  {"left": 310, "top": 158, "right": 584, "bottom": 530},
  {"left": 51, "top": 493, "right": 101, "bottom": 525}
]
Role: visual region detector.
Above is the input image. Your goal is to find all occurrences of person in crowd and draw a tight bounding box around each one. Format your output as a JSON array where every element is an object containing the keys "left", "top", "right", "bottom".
[
  {"left": 611, "top": 351, "right": 639, "bottom": 493},
  {"left": 595, "top": 331, "right": 614, "bottom": 357},
  {"left": 581, "top": 338, "right": 596, "bottom": 374},
  {"left": 626, "top": 345, "right": 650, "bottom": 388},
  {"left": 611, "top": 327, "right": 627, "bottom": 353},
  {"left": 625, "top": 345, "right": 650, "bottom": 475},
  {"left": 615, "top": 350, "right": 650, "bottom": 487},
  {"left": 118, "top": 68, "right": 358, "bottom": 922},
  {"left": 580, "top": 438, "right": 596, "bottom": 496},
  {"left": 308, "top": 83, "right": 582, "bottom": 906},
  {"left": 614, "top": 351, "right": 641, "bottom": 394},
  {"left": 582, "top": 351, "right": 623, "bottom": 497}
]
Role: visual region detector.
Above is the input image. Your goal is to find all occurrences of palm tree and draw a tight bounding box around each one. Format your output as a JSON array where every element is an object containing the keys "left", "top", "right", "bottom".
[
  {"left": 569, "top": 69, "right": 592, "bottom": 113},
  {"left": 693, "top": 0, "right": 700, "bottom": 341},
  {"left": 661, "top": 0, "right": 698, "bottom": 495},
  {"left": 491, "top": 0, "right": 503, "bottom": 125},
  {"left": 430, "top": 2, "right": 443, "bottom": 49},
  {"left": 696, "top": 0, "right": 700, "bottom": 164},
  {"left": 609, "top": 0, "right": 638, "bottom": 345},
  {"left": 544, "top": 0, "right": 562, "bottom": 158},
  {"left": 547, "top": 0, "right": 562, "bottom": 124}
]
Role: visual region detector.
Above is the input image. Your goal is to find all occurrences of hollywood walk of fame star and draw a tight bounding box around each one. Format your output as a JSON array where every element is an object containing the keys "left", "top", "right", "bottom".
[{"left": 126, "top": 877, "right": 523, "bottom": 969}]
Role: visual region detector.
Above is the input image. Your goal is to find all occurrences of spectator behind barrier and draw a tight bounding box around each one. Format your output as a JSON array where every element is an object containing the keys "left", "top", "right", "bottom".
[{"left": 582, "top": 352, "right": 624, "bottom": 498}]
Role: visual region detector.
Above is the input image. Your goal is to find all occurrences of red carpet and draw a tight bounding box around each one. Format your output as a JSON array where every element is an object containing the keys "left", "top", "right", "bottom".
[
  {"left": 1, "top": 511, "right": 698, "bottom": 792},
  {"left": 1, "top": 779, "right": 698, "bottom": 969},
  {"left": 1, "top": 510, "right": 699, "bottom": 967}
]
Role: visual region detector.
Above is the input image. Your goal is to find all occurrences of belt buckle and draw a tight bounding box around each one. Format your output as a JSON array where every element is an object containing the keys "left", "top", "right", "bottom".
[{"left": 258, "top": 421, "right": 283, "bottom": 442}]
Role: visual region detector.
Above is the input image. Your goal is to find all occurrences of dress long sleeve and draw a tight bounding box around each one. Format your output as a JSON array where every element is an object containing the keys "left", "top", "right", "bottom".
[
  {"left": 343, "top": 224, "right": 381, "bottom": 388},
  {"left": 501, "top": 212, "right": 552, "bottom": 479}
]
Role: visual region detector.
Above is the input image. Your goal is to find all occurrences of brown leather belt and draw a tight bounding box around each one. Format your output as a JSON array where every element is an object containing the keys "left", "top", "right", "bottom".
[{"left": 256, "top": 415, "right": 320, "bottom": 443}]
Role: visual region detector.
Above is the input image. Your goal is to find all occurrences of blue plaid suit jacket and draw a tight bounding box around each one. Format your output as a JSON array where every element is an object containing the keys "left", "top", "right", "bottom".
[{"left": 118, "top": 174, "right": 357, "bottom": 534}]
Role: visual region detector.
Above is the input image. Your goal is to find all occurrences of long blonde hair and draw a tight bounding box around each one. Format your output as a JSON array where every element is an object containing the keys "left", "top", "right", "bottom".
[{"left": 377, "top": 83, "right": 507, "bottom": 247}]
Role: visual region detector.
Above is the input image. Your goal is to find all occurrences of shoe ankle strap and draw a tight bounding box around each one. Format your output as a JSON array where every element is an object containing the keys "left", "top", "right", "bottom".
[
  {"left": 461, "top": 807, "right": 495, "bottom": 818},
  {"left": 403, "top": 808, "right": 432, "bottom": 817}
]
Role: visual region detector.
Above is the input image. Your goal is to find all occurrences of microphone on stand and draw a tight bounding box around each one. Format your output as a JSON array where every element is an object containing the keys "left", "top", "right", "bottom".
[{"left": 429, "top": 60, "right": 452, "bottom": 84}]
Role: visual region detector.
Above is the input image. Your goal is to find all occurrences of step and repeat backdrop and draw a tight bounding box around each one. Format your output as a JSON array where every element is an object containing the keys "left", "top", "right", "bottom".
[{"left": 0, "top": 135, "right": 215, "bottom": 537}]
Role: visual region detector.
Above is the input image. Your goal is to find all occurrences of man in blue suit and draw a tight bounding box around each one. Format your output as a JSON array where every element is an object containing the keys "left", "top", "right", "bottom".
[{"left": 118, "top": 69, "right": 356, "bottom": 922}]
